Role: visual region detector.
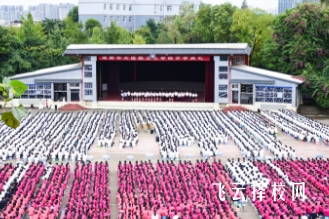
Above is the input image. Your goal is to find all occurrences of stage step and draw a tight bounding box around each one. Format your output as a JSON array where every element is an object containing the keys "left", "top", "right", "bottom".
[{"left": 84, "top": 101, "right": 217, "bottom": 110}]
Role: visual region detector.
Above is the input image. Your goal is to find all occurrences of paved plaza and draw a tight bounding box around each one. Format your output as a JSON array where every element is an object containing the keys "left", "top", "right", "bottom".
[{"left": 3, "top": 109, "right": 326, "bottom": 219}]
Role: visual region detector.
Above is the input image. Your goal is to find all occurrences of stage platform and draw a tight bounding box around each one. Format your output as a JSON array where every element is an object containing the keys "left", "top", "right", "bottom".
[
  {"left": 101, "top": 81, "right": 205, "bottom": 102},
  {"left": 83, "top": 101, "right": 218, "bottom": 110}
]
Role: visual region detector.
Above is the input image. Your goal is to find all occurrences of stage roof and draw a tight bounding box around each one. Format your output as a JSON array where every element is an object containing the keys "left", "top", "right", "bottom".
[
  {"left": 231, "top": 65, "right": 304, "bottom": 84},
  {"left": 63, "top": 43, "right": 252, "bottom": 56}
]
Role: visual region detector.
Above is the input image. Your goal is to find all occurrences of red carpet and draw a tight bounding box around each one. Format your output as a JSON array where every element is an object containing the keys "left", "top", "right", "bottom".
[
  {"left": 60, "top": 104, "right": 86, "bottom": 111},
  {"left": 222, "top": 106, "right": 251, "bottom": 114}
]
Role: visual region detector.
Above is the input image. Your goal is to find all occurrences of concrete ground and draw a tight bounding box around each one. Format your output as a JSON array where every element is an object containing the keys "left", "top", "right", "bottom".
[{"left": 2, "top": 109, "right": 327, "bottom": 219}]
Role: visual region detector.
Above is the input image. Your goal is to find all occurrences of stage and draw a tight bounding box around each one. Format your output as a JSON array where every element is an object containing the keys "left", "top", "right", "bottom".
[
  {"left": 82, "top": 101, "right": 217, "bottom": 110},
  {"left": 100, "top": 81, "right": 205, "bottom": 102}
]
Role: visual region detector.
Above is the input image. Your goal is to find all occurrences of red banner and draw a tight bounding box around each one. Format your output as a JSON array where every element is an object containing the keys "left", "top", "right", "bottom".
[{"left": 98, "top": 55, "right": 210, "bottom": 61}]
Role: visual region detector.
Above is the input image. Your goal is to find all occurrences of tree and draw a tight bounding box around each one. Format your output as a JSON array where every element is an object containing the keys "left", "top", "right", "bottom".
[
  {"left": 241, "top": 0, "right": 248, "bottom": 9},
  {"left": 85, "top": 18, "right": 102, "bottom": 31},
  {"left": 134, "top": 26, "right": 155, "bottom": 44},
  {"left": 210, "top": 3, "right": 237, "bottom": 43},
  {"left": 231, "top": 8, "right": 274, "bottom": 66},
  {"left": 89, "top": 26, "right": 105, "bottom": 44},
  {"left": 42, "top": 18, "right": 66, "bottom": 34},
  {"left": 104, "top": 22, "right": 122, "bottom": 44},
  {"left": 0, "top": 78, "right": 28, "bottom": 129},
  {"left": 67, "top": 6, "right": 79, "bottom": 23},
  {"left": 119, "top": 29, "right": 132, "bottom": 44},
  {"left": 195, "top": 4, "right": 213, "bottom": 43},
  {"left": 146, "top": 18, "right": 159, "bottom": 40},
  {"left": 133, "top": 34, "right": 146, "bottom": 44},
  {"left": 16, "top": 13, "right": 45, "bottom": 42}
]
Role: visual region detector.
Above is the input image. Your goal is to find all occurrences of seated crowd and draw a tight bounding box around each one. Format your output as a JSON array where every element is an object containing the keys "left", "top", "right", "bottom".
[
  {"left": 98, "top": 111, "right": 117, "bottom": 148},
  {"left": 146, "top": 111, "right": 192, "bottom": 159},
  {"left": 121, "top": 91, "right": 198, "bottom": 102},
  {"left": 117, "top": 160, "right": 240, "bottom": 219},
  {"left": 119, "top": 111, "right": 139, "bottom": 149}
]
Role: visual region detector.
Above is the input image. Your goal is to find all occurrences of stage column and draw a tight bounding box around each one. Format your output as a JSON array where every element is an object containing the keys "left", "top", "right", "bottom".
[
  {"left": 214, "top": 56, "right": 229, "bottom": 105},
  {"left": 83, "top": 56, "right": 98, "bottom": 106},
  {"left": 134, "top": 61, "right": 137, "bottom": 81}
]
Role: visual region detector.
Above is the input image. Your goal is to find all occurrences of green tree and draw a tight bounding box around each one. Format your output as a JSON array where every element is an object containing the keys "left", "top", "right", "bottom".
[
  {"left": 42, "top": 18, "right": 66, "bottom": 34},
  {"left": 16, "top": 13, "right": 45, "bottom": 42},
  {"left": 194, "top": 4, "right": 213, "bottom": 43},
  {"left": 134, "top": 26, "right": 155, "bottom": 44},
  {"left": 119, "top": 29, "right": 132, "bottom": 44},
  {"left": 210, "top": 3, "right": 237, "bottom": 43},
  {"left": 231, "top": 8, "right": 274, "bottom": 66},
  {"left": 85, "top": 18, "right": 102, "bottom": 31},
  {"left": 89, "top": 26, "right": 105, "bottom": 44},
  {"left": 133, "top": 34, "right": 146, "bottom": 44},
  {"left": 67, "top": 6, "right": 79, "bottom": 23},
  {"left": 104, "top": 22, "right": 122, "bottom": 44},
  {"left": 146, "top": 18, "right": 159, "bottom": 40}
]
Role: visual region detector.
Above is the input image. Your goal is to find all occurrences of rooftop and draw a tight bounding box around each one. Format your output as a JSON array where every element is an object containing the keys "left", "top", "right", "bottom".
[
  {"left": 231, "top": 65, "right": 304, "bottom": 84},
  {"left": 63, "top": 43, "right": 252, "bottom": 56},
  {"left": 10, "top": 63, "right": 82, "bottom": 80}
]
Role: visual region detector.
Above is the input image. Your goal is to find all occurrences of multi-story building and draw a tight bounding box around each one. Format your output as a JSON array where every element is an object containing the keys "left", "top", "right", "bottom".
[
  {"left": 44, "top": 4, "right": 59, "bottom": 20},
  {"left": 0, "top": 5, "right": 24, "bottom": 22},
  {"left": 279, "top": 0, "right": 319, "bottom": 14},
  {"left": 59, "top": 3, "right": 75, "bottom": 20},
  {"left": 79, "top": 0, "right": 200, "bottom": 32}
]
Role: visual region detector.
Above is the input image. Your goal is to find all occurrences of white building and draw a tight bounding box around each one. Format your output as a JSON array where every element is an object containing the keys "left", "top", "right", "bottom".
[
  {"left": 44, "top": 4, "right": 59, "bottom": 20},
  {"left": 59, "top": 3, "right": 75, "bottom": 20},
  {"left": 79, "top": 0, "right": 201, "bottom": 32}
]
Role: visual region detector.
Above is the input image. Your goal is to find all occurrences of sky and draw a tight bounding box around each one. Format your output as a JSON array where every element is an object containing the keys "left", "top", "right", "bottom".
[{"left": 3, "top": 0, "right": 278, "bottom": 11}]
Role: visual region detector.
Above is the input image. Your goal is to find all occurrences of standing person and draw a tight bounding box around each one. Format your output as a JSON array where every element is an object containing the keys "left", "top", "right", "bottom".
[
  {"left": 121, "top": 90, "right": 124, "bottom": 101},
  {"left": 151, "top": 210, "right": 159, "bottom": 219},
  {"left": 241, "top": 195, "right": 248, "bottom": 212},
  {"left": 46, "top": 99, "right": 49, "bottom": 109}
]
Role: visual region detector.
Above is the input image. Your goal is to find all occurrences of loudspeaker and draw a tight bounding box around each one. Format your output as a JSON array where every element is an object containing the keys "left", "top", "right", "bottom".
[
  {"left": 0, "top": 105, "right": 2, "bottom": 109},
  {"left": 201, "top": 99, "right": 204, "bottom": 102},
  {"left": 150, "top": 130, "right": 154, "bottom": 134},
  {"left": 31, "top": 104, "right": 34, "bottom": 109},
  {"left": 258, "top": 109, "right": 261, "bottom": 113},
  {"left": 156, "top": 136, "right": 159, "bottom": 142},
  {"left": 55, "top": 105, "right": 57, "bottom": 110}
]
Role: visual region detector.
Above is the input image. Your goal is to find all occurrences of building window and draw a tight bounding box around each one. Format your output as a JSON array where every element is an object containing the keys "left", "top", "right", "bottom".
[
  {"left": 85, "top": 82, "right": 92, "bottom": 89},
  {"left": 179, "top": 5, "right": 183, "bottom": 11},
  {"left": 116, "top": 4, "right": 120, "bottom": 10},
  {"left": 167, "top": 6, "right": 172, "bottom": 11},
  {"left": 129, "top": 5, "right": 132, "bottom": 11},
  {"left": 85, "top": 72, "right": 92, "bottom": 77},
  {"left": 129, "top": 27, "right": 132, "bottom": 33},
  {"left": 233, "top": 57, "right": 244, "bottom": 65},
  {"left": 110, "top": 16, "right": 113, "bottom": 22},
  {"left": 232, "top": 84, "right": 238, "bottom": 89},
  {"left": 219, "top": 85, "right": 228, "bottom": 91},
  {"left": 116, "top": 17, "right": 120, "bottom": 23},
  {"left": 123, "top": 5, "right": 126, "bottom": 11},
  {"left": 219, "top": 92, "right": 228, "bottom": 98},
  {"left": 154, "top": 17, "right": 157, "bottom": 22},
  {"left": 110, "top": 4, "right": 113, "bottom": 10},
  {"left": 85, "top": 90, "right": 93, "bottom": 95},
  {"left": 219, "top": 66, "right": 228, "bottom": 72},
  {"left": 154, "top": 5, "right": 157, "bottom": 11},
  {"left": 219, "top": 74, "right": 228, "bottom": 79},
  {"left": 83, "top": 56, "right": 91, "bottom": 62},
  {"left": 160, "top": 17, "right": 163, "bottom": 22},
  {"left": 70, "top": 83, "right": 79, "bottom": 88},
  {"left": 123, "top": 17, "right": 126, "bottom": 23},
  {"left": 104, "top": 4, "right": 106, "bottom": 10},
  {"left": 129, "top": 17, "right": 132, "bottom": 23},
  {"left": 103, "top": 16, "right": 107, "bottom": 23},
  {"left": 220, "top": 56, "right": 228, "bottom": 61},
  {"left": 84, "top": 65, "right": 92, "bottom": 71},
  {"left": 160, "top": 5, "right": 163, "bottom": 11}
]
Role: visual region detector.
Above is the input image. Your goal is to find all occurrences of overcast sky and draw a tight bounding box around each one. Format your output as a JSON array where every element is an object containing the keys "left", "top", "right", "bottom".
[{"left": 3, "top": 0, "right": 278, "bottom": 11}]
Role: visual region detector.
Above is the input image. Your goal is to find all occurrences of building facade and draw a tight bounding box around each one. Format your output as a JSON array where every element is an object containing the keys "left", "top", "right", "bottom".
[
  {"left": 79, "top": 0, "right": 200, "bottom": 32},
  {"left": 279, "top": 0, "right": 319, "bottom": 14},
  {"left": 59, "top": 3, "right": 75, "bottom": 20},
  {"left": 10, "top": 44, "right": 303, "bottom": 111}
]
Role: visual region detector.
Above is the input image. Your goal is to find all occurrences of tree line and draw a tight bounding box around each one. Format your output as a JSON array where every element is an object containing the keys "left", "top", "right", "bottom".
[{"left": 1, "top": 2, "right": 329, "bottom": 108}]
